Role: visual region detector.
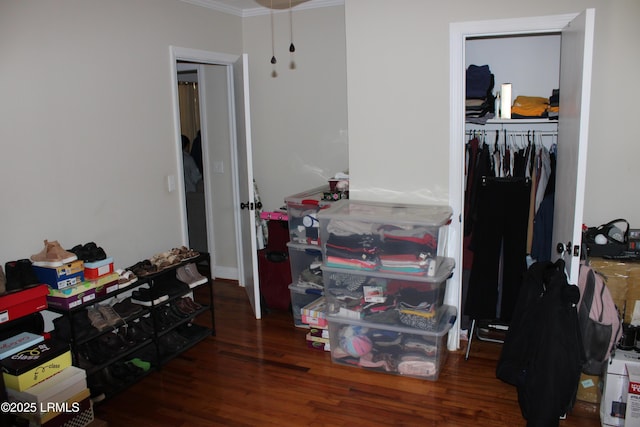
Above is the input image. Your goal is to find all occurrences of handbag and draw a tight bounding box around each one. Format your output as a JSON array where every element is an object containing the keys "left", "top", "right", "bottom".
[{"left": 584, "top": 218, "right": 629, "bottom": 258}]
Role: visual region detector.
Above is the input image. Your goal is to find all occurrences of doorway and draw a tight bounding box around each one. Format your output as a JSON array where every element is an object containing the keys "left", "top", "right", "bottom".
[
  {"left": 170, "top": 47, "right": 262, "bottom": 319},
  {"left": 447, "top": 10, "right": 595, "bottom": 350}
]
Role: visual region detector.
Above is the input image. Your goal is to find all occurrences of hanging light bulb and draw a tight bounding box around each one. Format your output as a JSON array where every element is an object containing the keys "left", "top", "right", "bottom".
[
  {"left": 270, "top": 0, "right": 276, "bottom": 64},
  {"left": 289, "top": 0, "right": 295, "bottom": 53}
]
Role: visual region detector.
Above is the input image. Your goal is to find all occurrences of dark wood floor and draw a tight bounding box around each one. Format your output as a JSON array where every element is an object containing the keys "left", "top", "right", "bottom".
[{"left": 93, "top": 280, "right": 601, "bottom": 427}]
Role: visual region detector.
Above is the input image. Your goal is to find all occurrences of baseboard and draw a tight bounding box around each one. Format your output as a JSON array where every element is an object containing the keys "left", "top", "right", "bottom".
[{"left": 213, "top": 266, "right": 238, "bottom": 281}]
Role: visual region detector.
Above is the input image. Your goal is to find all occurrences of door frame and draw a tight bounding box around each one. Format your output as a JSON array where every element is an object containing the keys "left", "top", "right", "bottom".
[
  {"left": 169, "top": 46, "right": 242, "bottom": 279},
  {"left": 447, "top": 12, "right": 580, "bottom": 351}
]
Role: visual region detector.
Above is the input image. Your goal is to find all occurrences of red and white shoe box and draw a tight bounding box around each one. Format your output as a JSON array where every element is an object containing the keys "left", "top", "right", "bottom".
[{"left": 83, "top": 257, "right": 114, "bottom": 280}]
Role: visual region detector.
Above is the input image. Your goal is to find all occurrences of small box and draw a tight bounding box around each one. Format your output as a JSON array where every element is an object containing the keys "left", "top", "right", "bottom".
[
  {"left": 0, "top": 285, "right": 49, "bottom": 324},
  {"left": 327, "top": 305, "right": 456, "bottom": 381},
  {"left": 301, "top": 297, "right": 327, "bottom": 328},
  {"left": 83, "top": 257, "right": 114, "bottom": 280},
  {"left": 288, "top": 283, "right": 323, "bottom": 328},
  {"left": 627, "top": 364, "right": 640, "bottom": 426},
  {"left": 306, "top": 333, "right": 330, "bottom": 351},
  {"left": 287, "top": 243, "right": 323, "bottom": 290},
  {"left": 0, "top": 332, "right": 45, "bottom": 360},
  {"left": 40, "top": 395, "right": 93, "bottom": 427},
  {"left": 37, "top": 388, "right": 90, "bottom": 425},
  {"left": 576, "top": 372, "right": 601, "bottom": 404},
  {"left": 601, "top": 349, "right": 640, "bottom": 426},
  {"left": 46, "top": 288, "right": 96, "bottom": 310},
  {"left": 86, "top": 271, "right": 119, "bottom": 297},
  {"left": 33, "top": 260, "right": 84, "bottom": 289},
  {"left": 1, "top": 339, "right": 72, "bottom": 391}
]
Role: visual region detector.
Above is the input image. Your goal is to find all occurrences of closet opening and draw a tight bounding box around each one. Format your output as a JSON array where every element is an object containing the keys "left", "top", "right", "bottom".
[{"left": 460, "top": 32, "right": 561, "bottom": 345}]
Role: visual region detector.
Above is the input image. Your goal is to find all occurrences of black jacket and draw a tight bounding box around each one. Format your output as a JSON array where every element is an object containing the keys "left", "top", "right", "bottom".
[{"left": 496, "top": 260, "right": 586, "bottom": 427}]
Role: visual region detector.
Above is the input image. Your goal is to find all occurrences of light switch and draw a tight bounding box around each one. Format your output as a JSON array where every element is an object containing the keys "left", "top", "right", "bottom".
[
  {"left": 167, "top": 175, "right": 176, "bottom": 192},
  {"left": 213, "top": 161, "right": 224, "bottom": 174}
]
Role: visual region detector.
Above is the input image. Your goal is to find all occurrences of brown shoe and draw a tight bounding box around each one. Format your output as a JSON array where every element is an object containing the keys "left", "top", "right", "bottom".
[{"left": 31, "top": 240, "right": 77, "bottom": 267}]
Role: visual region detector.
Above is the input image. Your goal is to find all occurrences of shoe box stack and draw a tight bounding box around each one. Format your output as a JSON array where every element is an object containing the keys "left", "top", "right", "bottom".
[
  {"left": 0, "top": 335, "right": 94, "bottom": 426},
  {"left": 284, "top": 186, "right": 331, "bottom": 333},
  {"left": 34, "top": 241, "right": 119, "bottom": 311},
  {"left": 316, "top": 199, "right": 457, "bottom": 380}
]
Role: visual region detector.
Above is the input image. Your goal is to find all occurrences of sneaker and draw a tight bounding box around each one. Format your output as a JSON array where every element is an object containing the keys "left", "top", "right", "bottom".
[
  {"left": 97, "top": 304, "right": 124, "bottom": 327},
  {"left": 176, "top": 263, "right": 208, "bottom": 288},
  {"left": 31, "top": 240, "right": 78, "bottom": 267},
  {"left": 86, "top": 307, "right": 109, "bottom": 331}
]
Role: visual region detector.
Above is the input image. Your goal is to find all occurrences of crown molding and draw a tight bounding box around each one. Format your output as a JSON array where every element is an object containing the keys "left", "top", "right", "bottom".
[{"left": 180, "top": 0, "right": 344, "bottom": 17}]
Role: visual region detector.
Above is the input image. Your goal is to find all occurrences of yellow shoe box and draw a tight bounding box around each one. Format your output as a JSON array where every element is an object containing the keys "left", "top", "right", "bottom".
[{"left": 1, "top": 339, "right": 72, "bottom": 391}]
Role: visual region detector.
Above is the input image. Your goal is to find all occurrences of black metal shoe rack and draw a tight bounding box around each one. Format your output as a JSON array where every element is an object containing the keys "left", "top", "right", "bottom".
[{"left": 47, "top": 252, "right": 215, "bottom": 403}]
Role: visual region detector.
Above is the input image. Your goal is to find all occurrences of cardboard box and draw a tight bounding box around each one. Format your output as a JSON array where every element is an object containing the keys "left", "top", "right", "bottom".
[
  {"left": 88, "top": 272, "right": 119, "bottom": 297},
  {"left": 627, "top": 364, "right": 640, "bottom": 426},
  {"left": 84, "top": 257, "right": 114, "bottom": 280},
  {"left": 33, "top": 261, "right": 84, "bottom": 290},
  {"left": 1, "top": 340, "right": 72, "bottom": 391},
  {"left": 0, "top": 285, "right": 49, "bottom": 325},
  {"left": 46, "top": 288, "right": 96, "bottom": 310},
  {"left": 601, "top": 349, "right": 640, "bottom": 426},
  {"left": 301, "top": 297, "right": 327, "bottom": 328},
  {"left": 576, "top": 372, "right": 601, "bottom": 404},
  {"left": 0, "top": 332, "right": 44, "bottom": 360}
]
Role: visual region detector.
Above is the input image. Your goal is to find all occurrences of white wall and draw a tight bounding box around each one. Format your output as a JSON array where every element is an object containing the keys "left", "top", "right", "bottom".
[
  {"left": 344, "top": 0, "right": 640, "bottom": 231},
  {"left": 242, "top": 5, "right": 349, "bottom": 211},
  {"left": 0, "top": 0, "right": 242, "bottom": 269}
]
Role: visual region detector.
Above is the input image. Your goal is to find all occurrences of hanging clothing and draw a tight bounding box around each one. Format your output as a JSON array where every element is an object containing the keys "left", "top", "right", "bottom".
[{"left": 464, "top": 176, "right": 531, "bottom": 321}]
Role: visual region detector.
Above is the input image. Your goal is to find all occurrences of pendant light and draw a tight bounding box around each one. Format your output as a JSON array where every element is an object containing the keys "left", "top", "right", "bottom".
[
  {"left": 270, "top": 0, "right": 276, "bottom": 64},
  {"left": 289, "top": 0, "right": 295, "bottom": 53}
]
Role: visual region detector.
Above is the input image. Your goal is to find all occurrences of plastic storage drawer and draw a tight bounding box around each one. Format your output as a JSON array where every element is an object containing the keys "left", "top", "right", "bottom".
[
  {"left": 327, "top": 305, "right": 456, "bottom": 381},
  {"left": 322, "top": 257, "right": 454, "bottom": 321},
  {"left": 287, "top": 243, "right": 323, "bottom": 290},
  {"left": 317, "top": 200, "right": 452, "bottom": 275},
  {"left": 288, "top": 283, "right": 323, "bottom": 328},
  {"left": 285, "top": 185, "right": 332, "bottom": 246}
]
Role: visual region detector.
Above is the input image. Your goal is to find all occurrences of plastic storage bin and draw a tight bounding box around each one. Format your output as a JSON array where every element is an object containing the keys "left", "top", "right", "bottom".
[
  {"left": 285, "top": 185, "right": 332, "bottom": 246},
  {"left": 322, "top": 257, "right": 454, "bottom": 322},
  {"left": 287, "top": 243, "right": 323, "bottom": 290},
  {"left": 327, "top": 305, "right": 456, "bottom": 380},
  {"left": 317, "top": 200, "right": 452, "bottom": 276},
  {"left": 288, "top": 283, "right": 323, "bottom": 328}
]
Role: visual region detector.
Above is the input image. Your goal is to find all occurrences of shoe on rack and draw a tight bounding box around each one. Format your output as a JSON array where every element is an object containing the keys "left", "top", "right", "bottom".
[
  {"left": 176, "top": 263, "right": 208, "bottom": 288},
  {"left": 131, "top": 287, "right": 169, "bottom": 307},
  {"left": 136, "top": 316, "right": 156, "bottom": 335},
  {"left": 5, "top": 259, "right": 40, "bottom": 292},
  {"left": 112, "top": 297, "right": 144, "bottom": 319},
  {"left": 30, "top": 240, "right": 78, "bottom": 267},
  {"left": 176, "top": 322, "right": 207, "bottom": 341},
  {"left": 86, "top": 307, "right": 109, "bottom": 332},
  {"left": 182, "top": 296, "right": 203, "bottom": 312},
  {"left": 116, "top": 269, "right": 138, "bottom": 288},
  {"left": 123, "top": 323, "right": 151, "bottom": 344},
  {"left": 170, "top": 300, "right": 192, "bottom": 318},
  {"left": 97, "top": 304, "right": 124, "bottom": 328}
]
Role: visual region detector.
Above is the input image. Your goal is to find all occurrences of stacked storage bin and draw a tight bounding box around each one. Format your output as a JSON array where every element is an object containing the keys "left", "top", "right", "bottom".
[
  {"left": 285, "top": 186, "right": 330, "bottom": 343},
  {"left": 317, "top": 199, "right": 457, "bottom": 380}
]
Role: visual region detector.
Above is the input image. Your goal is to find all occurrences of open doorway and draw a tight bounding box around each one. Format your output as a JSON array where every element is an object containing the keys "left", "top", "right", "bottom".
[
  {"left": 177, "top": 64, "right": 208, "bottom": 254},
  {"left": 170, "top": 47, "right": 262, "bottom": 319}
]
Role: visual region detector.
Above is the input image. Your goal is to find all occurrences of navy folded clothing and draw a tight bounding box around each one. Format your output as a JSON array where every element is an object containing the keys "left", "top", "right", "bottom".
[{"left": 466, "top": 64, "right": 494, "bottom": 99}]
